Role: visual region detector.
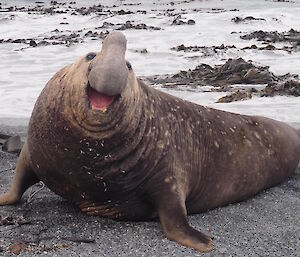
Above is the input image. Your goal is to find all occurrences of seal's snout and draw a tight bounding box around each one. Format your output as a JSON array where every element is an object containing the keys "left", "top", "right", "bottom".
[
  {"left": 87, "top": 85, "right": 115, "bottom": 112},
  {"left": 87, "top": 31, "right": 128, "bottom": 111}
]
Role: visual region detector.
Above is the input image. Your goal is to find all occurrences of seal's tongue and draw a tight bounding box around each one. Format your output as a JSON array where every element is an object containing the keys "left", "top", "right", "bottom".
[{"left": 87, "top": 86, "right": 115, "bottom": 111}]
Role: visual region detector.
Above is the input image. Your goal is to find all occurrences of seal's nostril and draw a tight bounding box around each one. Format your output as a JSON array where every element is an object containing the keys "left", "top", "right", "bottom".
[{"left": 86, "top": 31, "right": 129, "bottom": 96}]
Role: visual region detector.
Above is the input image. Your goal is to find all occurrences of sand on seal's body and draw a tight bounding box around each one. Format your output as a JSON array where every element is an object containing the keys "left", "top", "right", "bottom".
[{"left": 1, "top": 31, "right": 300, "bottom": 252}]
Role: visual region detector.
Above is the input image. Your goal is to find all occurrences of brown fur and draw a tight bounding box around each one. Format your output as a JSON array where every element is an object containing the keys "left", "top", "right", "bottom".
[{"left": 1, "top": 32, "right": 300, "bottom": 252}]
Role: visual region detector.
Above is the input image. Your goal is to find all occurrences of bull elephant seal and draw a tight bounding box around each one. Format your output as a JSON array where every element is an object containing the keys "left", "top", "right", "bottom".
[{"left": 1, "top": 31, "right": 300, "bottom": 252}]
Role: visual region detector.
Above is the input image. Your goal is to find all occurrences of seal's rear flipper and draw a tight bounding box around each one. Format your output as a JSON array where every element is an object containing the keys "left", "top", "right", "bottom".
[
  {"left": 154, "top": 189, "right": 214, "bottom": 252},
  {"left": 0, "top": 143, "right": 40, "bottom": 205}
]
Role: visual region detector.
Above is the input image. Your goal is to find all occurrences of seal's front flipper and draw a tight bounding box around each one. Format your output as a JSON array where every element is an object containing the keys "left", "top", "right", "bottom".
[
  {"left": 0, "top": 143, "right": 40, "bottom": 205},
  {"left": 156, "top": 191, "right": 214, "bottom": 252}
]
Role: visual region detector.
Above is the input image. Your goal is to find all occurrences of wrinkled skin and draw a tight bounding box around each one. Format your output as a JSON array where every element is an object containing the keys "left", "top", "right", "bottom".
[{"left": 1, "top": 31, "right": 300, "bottom": 252}]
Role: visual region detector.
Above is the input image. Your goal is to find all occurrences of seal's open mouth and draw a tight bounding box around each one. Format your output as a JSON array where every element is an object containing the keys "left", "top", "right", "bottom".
[{"left": 87, "top": 84, "right": 115, "bottom": 112}]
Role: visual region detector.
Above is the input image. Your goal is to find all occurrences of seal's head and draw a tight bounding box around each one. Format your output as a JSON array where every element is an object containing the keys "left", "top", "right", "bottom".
[
  {"left": 55, "top": 31, "right": 142, "bottom": 137},
  {"left": 87, "top": 31, "right": 130, "bottom": 111}
]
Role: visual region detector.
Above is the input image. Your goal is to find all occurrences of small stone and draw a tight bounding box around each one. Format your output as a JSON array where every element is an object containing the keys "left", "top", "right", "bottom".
[
  {"left": 38, "top": 40, "right": 50, "bottom": 46},
  {"left": 9, "top": 242, "right": 27, "bottom": 255},
  {"left": 12, "top": 39, "right": 25, "bottom": 44},
  {"left": 187, "top": 19, "right": 195, "bottom": 25},
  {"left": 219, "top": 247, "right": 227, "bottom": 253},
  {"left": 2, "top": 135, "right": 22, "bottom": 154},
  {"left": 29, "top": 40, "right": 37, "bottom": 47}
]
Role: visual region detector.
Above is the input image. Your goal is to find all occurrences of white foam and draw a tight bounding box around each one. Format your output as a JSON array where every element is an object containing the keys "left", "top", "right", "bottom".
[{"left": 0, "top": 0, "right": 299, "bottom": 125}]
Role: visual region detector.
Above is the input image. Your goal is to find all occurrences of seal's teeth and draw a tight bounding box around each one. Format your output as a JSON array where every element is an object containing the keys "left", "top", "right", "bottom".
[
  {"left": 91, "top": 104, "right": 107, "bottom": 112},
  {"left": 87, "top": 85, "right": 115, "bottom": 112}
]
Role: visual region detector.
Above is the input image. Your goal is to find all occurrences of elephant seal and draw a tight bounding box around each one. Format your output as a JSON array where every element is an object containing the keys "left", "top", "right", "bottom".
[{"left": 1, "top": 31, "right": 300, "bottom": 252}]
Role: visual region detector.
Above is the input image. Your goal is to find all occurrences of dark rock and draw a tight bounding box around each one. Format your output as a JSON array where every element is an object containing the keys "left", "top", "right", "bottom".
[
  {"left": 262, "top": 80, "right": 300, "bottom": 97},
  {"left": 243, "top": 43, "right": 298, "bottom": 52},
  {"left": 38, "top": 40, "right": 50, "bottom": 46},
  {"left": 216, "top": 90, "right": 252, "bottom": 103},
  {"left": 2, "top": 135, "right": 22, "bottom": 154},
  {"left": 0, "top": 133, "right": 10, "bottom": 145},
  {"left": 232, "top": 17, "right": 242, "bottom": 23},
  {"left": 119, "top": 20, "right": 133, "bottom": 29},
  {"left": 172, "top": 15, "right": 195, "bottom": 25},
  {"left": 261, "top": 44, "right": 276, "bottom": 50},
  {"left": 172, "top": 18, "right": 184, "bottom": 25},
  {"left": 134, "top": 48, "right": 148, "bottom": 54},
  {"left": 69, "top": 33, "right": 79, "bottom": 38},
  {"left": 11, "top": 39, "right": 26, "bottom": 44},
  {"left": 187, "top": 19, "right": 196, "bottom": 25},
  {"left": 100, "top": 21, "right": 114, "bottom": 28},
  {"left": 44, "top": 7, "right": 54, "bottom": 14},
  {"left": 241, "top": 29, "right": 300, "bottom": 44},
  {"left": 0, "top": 6, "right": 14, "bottom": 12},
  {"left": 84, "top": 30, "right": 93, "bottom": 36},
  {"left": 242, "top": 45, "right": 258, "bottom": 50},
  {"left": 51, "top": 41, "right": 64, "bottom": 45},
  {"left": 9, "top": 242, "right": 28, "bottom": 255},
  {"left": 171, "top": 44, "right": 236, "bottom": 55},
  {"left": 232, "top": 16, "right": 265, "bottom": 23},
  {"left": 0, "top": 214, "right": 29, "bottom": 225},
  {"left": 117, "top": 9, "right": 133, "bottom": 15},
  {"left": 75, "top": 5, "right": 103, "bottom": 15},
  {"left": 123, "top": 2, "right": 141, "bottom": 6},
  {"left": 135, "top": 23, "right": 147, "bottom": 29},
  {"left": 117, "top": 21, "right": 161, "bottom": 31},
  {"left": 143, "top": 58, "right": 295, "bottom": 91},
  {"left": 29, "top": 40, "right": 37, "bottom": 47}
]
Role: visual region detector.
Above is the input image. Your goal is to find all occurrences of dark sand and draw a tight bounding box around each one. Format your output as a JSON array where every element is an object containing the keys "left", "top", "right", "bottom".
[{"left": 0, "top": 120, "right": 299, "bottom": 256}]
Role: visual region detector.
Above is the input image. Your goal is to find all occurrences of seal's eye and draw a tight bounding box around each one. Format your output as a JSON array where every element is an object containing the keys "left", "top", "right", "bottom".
[
  {"left": 86, "top": 52, "right": 96, "bottom": 61},
  {"left": 126, "top": 61, "right": 132, "bottom": 71}
]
